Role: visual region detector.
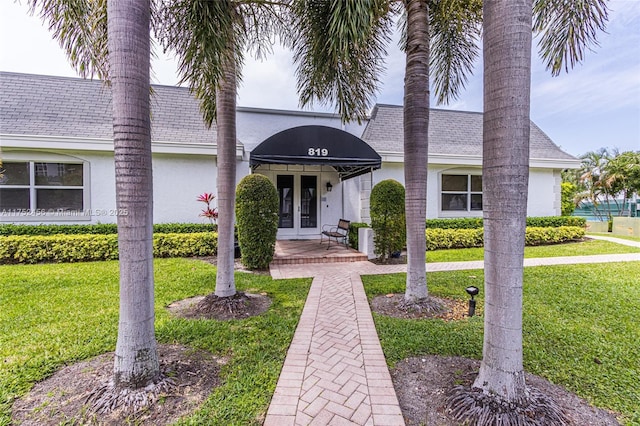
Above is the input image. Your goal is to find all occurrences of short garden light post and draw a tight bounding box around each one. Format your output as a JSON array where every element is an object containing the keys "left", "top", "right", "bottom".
[{"left": 465, "top": 286, "right": 479, "bottom": 317}]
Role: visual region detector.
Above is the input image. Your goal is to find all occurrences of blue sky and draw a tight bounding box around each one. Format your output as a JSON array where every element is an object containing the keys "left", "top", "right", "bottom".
[{"left": 1, "top": 0, "right": 638, "bottom": 157}]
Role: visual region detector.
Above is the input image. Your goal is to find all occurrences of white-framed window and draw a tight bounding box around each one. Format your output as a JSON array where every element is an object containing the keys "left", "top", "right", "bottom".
[
  {"left": 1, "top": 160, "right": 89, "bottom": 221},
  {"left": 440, "top": 173, "right": 483, "bottom": 214}
]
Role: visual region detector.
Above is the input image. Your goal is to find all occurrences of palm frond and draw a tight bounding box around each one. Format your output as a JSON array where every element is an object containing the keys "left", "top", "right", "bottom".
[
  {"left": 291, "top": 0, "right": 397, "bottom": 122},
  {"left": 29, "top": 0, "right": 109, "bottom": 79},
  {"left": 429, "top": 0, "right": 482, "bottom": 104},
  {"left": 155, "top": 0, "right": 242, "bottom": 127},
  {"left": 533, "top": 0, "right": 609, "bottom": 76}
]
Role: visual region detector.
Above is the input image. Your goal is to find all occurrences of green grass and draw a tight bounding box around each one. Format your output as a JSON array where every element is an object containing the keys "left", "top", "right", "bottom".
[
  {"left": 0, "top": 259, "right": 311, "bottom": 426},
  {"left": 362, "top": 262, "right": 640, "bottom": 425},
  {"left": 426, "top": 238, "right": 639, "bottom": 263},
  {"left": 588, "top": 232, "right": 640, "bottom": 243}
]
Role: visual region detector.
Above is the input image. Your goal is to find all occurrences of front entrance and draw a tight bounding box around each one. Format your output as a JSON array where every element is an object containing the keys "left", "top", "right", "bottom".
[{"left": 276, "top": 174, "right": 319, "bottom": 237}]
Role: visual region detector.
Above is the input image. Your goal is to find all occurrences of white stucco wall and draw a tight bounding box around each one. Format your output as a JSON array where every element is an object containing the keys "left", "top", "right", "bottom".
[
  {"left": 367, "top": 161, "right": 561, "bottom": 220},
  {"left": 1, "top": 148, "right": 564, "bottom": 227},
  {"left": 152, "top": 153, "right": 217, "bottom": 224}
]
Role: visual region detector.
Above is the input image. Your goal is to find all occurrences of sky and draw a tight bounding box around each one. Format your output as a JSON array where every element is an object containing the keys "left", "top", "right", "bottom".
[{"left": 1, "top": 0, "right": 638, "bottom": 158}]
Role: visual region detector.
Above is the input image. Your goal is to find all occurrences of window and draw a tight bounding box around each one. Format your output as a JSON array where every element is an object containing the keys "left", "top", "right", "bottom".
[
  {"left": 1, "top": 161, "right": 85, "bottom": 216},
  {"left": 441, "top": 174, "right": 482, "bottom": 212}
]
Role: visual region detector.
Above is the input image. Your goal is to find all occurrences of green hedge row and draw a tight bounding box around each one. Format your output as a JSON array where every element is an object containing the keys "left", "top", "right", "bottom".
[
  {"left": 425, "top": 226, "right": 585, "bottom": 251},
  {"left": 425, "top": 216, "right": 586, "bottom": 230},
  {"left": 0, "top": 223, "right": 215, "bottom": 236},
  {"left": 0, "top": 232, "right": 217, "bottom": 264}
]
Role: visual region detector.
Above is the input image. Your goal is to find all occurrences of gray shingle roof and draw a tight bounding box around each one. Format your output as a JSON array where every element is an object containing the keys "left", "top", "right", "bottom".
[
  {"left": 362, "top": 104, "right": 576, "bottom": 161},
  {"left": 1, "top": 73, "right": 575, "bottom": 163},
  {"left": 0, "top": 71, "right": 217, "bottom": 145}
]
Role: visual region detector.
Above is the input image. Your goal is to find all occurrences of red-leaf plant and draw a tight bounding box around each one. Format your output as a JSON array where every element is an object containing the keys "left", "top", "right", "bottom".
[{"left": 197, "top": 192, "right": 218, "bottom": 227}]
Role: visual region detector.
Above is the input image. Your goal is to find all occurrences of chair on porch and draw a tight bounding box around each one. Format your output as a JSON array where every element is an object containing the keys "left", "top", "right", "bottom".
[{"left": 320, "top": 219, "right": 350, "bottom": 249}]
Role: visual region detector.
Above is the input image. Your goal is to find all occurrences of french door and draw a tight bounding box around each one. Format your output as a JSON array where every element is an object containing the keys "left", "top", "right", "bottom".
[{"left": 276, "top": 174, "right": 319, "bottom": 237}]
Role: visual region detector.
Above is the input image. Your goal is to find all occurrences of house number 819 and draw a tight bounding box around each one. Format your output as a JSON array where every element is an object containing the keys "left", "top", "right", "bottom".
[{"left": 308, "top": 148, "right": 329, "bottom": 156}]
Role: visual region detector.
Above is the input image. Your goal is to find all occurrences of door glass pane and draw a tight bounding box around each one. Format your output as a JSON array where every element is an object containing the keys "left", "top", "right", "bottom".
[
  {"left": 36, "top": 189, "right": 83, "bottom": 211},
  {"left": 0, "top": 162, "right": 29, "bottom": 185},
  {"left": 471, "top": 194, "right": 483, "bottom": 210},
  {"left": 35, "top": 163, "right": 83, "bottom": 186},
  {"left": 277, "top": 175, "right": 294, "bottom": 228},
  {"left": 300, "top": 175, "right": 317, "bottom": 228},
  {"left": 471, "top": 175, "right": 482, "bottom": 192},
  {"left": 0, "top": 188, "right": 30, "bottom": 210},
  {"left": 442, "top": 194, "right": 467, "bottom": 211},
  {"left": 442, "top": 175, "right": 467, "bottom": 191}
]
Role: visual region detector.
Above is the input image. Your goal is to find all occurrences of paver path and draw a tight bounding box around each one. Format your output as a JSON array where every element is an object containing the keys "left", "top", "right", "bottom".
[
  {"left": 265, "top": 245, "right": 639, "bottom": 425},
  {"left": 264, "top": 264, "right": 404, "bottom": 426}
]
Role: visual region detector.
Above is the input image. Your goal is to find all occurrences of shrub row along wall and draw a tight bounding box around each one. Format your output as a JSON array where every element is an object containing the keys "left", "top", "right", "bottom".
[
  {"left": 425, "top": 226, "right": 585, "bottom": 251},
  {"left": 425, "top": 216, "right": 586, "bottom": 229},
  {"left": 0, "top": 232, "right": 217, "bottom": 264},
  {"left": 0, "top": 223, "right": 215, "bottom": 236}
]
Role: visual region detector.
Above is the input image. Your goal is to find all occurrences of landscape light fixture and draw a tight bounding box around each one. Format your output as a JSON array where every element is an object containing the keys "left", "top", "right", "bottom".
[
  {"left": 326, "top": 182, "right": 333, "bottom": 192},
  {"left": 465, "top": 286, "right": 479, "bottom": 317}
]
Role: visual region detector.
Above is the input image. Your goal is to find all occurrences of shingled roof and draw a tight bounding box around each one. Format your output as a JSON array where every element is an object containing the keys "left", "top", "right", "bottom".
[
  {"left": 362, "top": 104, "right": 577, "bottom": 161},
  {"left": 0, "top": 71, "right": 218, "bottom": 145}
]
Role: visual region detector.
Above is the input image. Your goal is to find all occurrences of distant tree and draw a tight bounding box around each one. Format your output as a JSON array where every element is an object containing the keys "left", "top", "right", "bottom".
[
  {"left": 569, "top": 149, "right": 639, "bottom": 220},
  {"left": 561, "top": 181, "right": 577, "bottom": 216}
]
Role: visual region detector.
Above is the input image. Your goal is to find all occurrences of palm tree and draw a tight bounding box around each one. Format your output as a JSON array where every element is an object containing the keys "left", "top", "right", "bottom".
[
  {"left": 447, "top": 0, "right": 609, "bottom": 423},
  {"left": 107, "top": 0, "right": 160, "bottom": 391},
  {"left": 156, "top": 0, "right": 284, "bottom": 299},
  {"left": 29, "top": 0, "right": 162, "bottom": 406},
  {"left": 290, "top": 0, "right": 482, "bottom": 302}
]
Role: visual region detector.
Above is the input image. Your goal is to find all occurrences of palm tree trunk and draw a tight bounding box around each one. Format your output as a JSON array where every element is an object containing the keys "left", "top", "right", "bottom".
[
  {"left": 215, "top": 59, "right": 237, "bottom": 298},
  {"left": 108, "top": 0, "right": 160, "bottom": 387},
  {"left": 403, "top": 0, "right": 429, "bottom": 302},
  {"left": 472, "top": 0, "right": 532, "bottom": 400}
]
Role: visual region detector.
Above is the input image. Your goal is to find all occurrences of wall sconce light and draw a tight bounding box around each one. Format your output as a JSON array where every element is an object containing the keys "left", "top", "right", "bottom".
[
  {"left": 465, "top": 286, "right": 479, "bottom": 317},
  {"left": 326, "top": 182, "right": 333, "bottom": 192}
]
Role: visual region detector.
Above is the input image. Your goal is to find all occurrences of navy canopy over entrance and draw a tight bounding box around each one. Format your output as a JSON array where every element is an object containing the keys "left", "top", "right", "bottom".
[{"left": 250, "top": 125, "right": 381, "bottom": 180}]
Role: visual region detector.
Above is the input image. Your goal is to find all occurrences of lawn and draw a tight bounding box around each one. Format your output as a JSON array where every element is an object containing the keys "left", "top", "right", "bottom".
[
  {"left": 0, "top": 258, "right": 311, "bottom": 426},
  {"left": 362, "top": 261, "right": 640, "bottom": 425},
  {"left": 426, "top": 237, "right": 639, "bottom": 263}
]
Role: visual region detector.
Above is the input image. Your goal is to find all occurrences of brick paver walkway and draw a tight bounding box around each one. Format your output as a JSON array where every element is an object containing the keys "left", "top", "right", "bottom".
[
  {"left": 265, "top": 238, "right": 639, "bottom": 426},
  {"left": 264, "top": 264, "right": 404, "bottom": 426}
]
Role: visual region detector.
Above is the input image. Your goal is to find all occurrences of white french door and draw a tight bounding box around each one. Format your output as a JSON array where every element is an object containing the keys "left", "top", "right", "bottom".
[{"left": 276, "top": 174, "right": 320, "bottom": 238}]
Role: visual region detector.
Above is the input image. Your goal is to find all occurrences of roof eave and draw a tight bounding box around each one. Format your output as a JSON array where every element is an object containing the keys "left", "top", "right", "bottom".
[{"left": 1, "top": 134, "right": 244, "bottom": 158}]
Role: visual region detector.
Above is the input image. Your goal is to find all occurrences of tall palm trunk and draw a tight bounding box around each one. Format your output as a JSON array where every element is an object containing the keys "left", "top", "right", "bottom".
[
  {"left": 215, "top": 58, "right": 237, "bottom": 298},
  {"left": 403, "top": 0, "right": 429, "bottom": 302},
  {"left": 108, "top": 0, "right": 160, "bottom": 387},
  {"left": 472, "top": 0, "right": 532, "bottom": 400}
]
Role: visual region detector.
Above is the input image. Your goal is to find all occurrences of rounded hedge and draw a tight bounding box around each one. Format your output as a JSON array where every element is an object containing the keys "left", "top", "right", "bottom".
[
  {"left": 235, "top": 174, "right": 279, "bottom": 269},
  {"left": 370, "top": 179, "right": 406, "bottom": 260}
]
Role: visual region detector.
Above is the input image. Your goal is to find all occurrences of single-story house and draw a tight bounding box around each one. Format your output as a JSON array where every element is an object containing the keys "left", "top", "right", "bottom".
[{"left": 0, "top": 72, "right": 579, "bottom": 239}]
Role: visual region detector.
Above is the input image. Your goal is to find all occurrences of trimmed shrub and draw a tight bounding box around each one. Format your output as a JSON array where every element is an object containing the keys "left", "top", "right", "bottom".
[
  {"left": 526, "top": 216, "right": 586, "bottom": 228},
  {"left": 0, "top": 232, "right": 217, "bottom": 264},
  {"left": 370, "top": 180, "right": 405, "bottom": 260},
  {"left": 235, "top": 174, "right": 279, "bottom": 269},
  {"left": 426, "top": 228, "right": 484, "bottom": 250},
  {"left": 426, "top": 218, "right": 483, "bottom": 230},
  {"left": 348, "top": 222, "right": 370, "bottom": 249},
  {"left": 424, "top": 226, "right": 584, "bottom": 251},
  {"left": 524, "top": 226, "right": 585, "bottom": 246},
  {"left": 0, "top": 222, "right": 214, "bottom": 236},
  {"left": 153, "top": 232, "right": 217, "bottom": 257},
  {"left": 425, "top": 216, "right": 586, "bottom": 230}
]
